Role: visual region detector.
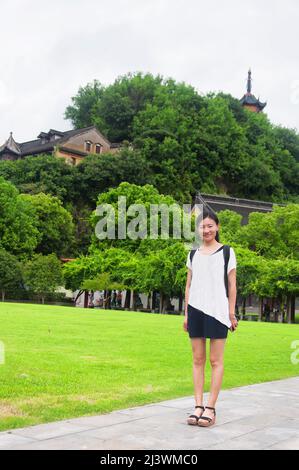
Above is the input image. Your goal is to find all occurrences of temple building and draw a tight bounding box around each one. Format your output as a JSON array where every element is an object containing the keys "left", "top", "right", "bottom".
[
  {"left": 240, "top": 69, "right": 267, "bottom": 113},
  {"left": 0, "top": 126, "right": 121, "bottom": 165}
]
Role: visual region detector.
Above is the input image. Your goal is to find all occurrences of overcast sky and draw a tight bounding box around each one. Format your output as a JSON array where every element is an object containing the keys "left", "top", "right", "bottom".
[{"left": 1, "top": 0, "right": 298, "bottom": 144}]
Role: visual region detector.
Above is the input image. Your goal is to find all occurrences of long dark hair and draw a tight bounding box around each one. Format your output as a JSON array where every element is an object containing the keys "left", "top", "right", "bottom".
[{"left": 196, "top": 207, "right": 220, "bottom": 242}]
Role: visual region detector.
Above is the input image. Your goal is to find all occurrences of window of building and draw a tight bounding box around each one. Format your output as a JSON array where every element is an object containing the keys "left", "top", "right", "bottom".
[
  {"left": 85, "top": 141, "right": 92, "bottom": 152},
  {"left": 95, "top": 144, "right": 102, "bottom": 154}
]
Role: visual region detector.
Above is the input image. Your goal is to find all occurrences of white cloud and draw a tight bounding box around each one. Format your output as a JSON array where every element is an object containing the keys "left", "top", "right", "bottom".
[{"left": 0, "top": 0, "right": 298, "bottom": 143}]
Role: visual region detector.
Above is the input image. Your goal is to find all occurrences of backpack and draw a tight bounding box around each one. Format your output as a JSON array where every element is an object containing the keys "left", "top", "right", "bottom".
[{"left": 189, "top": 245, "right": 231, "bottom": 298}]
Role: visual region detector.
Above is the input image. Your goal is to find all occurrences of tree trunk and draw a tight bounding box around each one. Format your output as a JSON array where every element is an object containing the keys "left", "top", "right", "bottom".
[
  {"left": 84, "top": 290, "right": 89, "bottom": 308},
  {"left": 147, "top": 293, "right": 151, "bottom": 310},
  {"left": 241, "top": 297, "right": 246, "bottom": 319},
  {"left": 290, "top": 294, "right": 296, "bottom": 324},
  {"left": 108, "top": 290, "right": 112, "bottom": 309},
  {"left": 274, "top": 298, "right": 279, "bottom": 322},
  {"left": 159, "top": 291, "right": 163, "bottom": 313},
  {"left": 286, "top": 294, "right": 291, "bottom": 324},
  {"left": 258, "top": 297, "right": 263, "bottom": 322},
  {"left": 178, "top": 294, "right": 183, "bottom": 314},
  {"left": 152, "top": 291, "right": 157, "bottom": 312},
  {"left": 1, "top": 290, "right": 5, "bottom": 302},
  {"left": 130, "top": 290, "right": 134, "bottom": 310},
  {"left": 164, "top": 294, "right": 170, "bottom": 314},
  {"left": 133, "top": 291, "right": 138, "bottom": 310},
  {"left": 278, "top": 296, "right": 284, "bottom": 323},
  {"left": 124, "top": 290, "right": 131, "bottom": 309}
]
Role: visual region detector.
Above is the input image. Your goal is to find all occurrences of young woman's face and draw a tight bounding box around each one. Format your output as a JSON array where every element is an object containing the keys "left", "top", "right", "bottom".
[{"left": 197, "top": 217, "right": 218, "bottom": 241}]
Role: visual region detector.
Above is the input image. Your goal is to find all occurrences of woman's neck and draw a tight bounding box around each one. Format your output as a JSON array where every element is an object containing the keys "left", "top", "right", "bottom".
[{"left": 202, "top": 239, "right": 219, "bottom": 248}]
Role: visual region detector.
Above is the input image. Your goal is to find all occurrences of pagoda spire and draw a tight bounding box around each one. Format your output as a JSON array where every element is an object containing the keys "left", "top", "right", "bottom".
[
  {"left": 247, "top": 68, "right": 252, "bottom": 94},
  {"left": 240, "top": 69, "right": 266, "bottom": 113}
]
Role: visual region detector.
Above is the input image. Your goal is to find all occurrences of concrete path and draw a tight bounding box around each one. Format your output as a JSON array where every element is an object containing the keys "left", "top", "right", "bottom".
[{"left": 1, "top": 377, "right": 298, "bottom": 450}]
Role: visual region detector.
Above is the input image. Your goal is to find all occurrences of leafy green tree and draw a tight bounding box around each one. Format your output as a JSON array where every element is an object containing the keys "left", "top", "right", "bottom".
[
  {"left": 72, "top": 147, "right": 149, "bottom": 206},
  {"left": 239, "top": 204, "right": 299, "bottom": 260},
  {"left": 197, "top": 95, "right": 249, "bottom": 188},
  {"left": 273, "top": 126, "right": 299, "bottom": 163},
  {"left": 67, "top": 201, "right": 94, "bottom": 256},
  {"left": 0, "top": 249, "right": 22, "bottom": 301},
  {"left": 20, "top": 193, "right": 75, "bottom": 257},
  {"left": 217, "top": 210, "right": 243, "bottom": 245},
  {"left": 234, "top": 156, "right": 284, "bottom": 202},
  {"left": 63, "top": 249, "right": 128, "bottom": 307},
  {"left": 22, "top": 254, "right": 63, "bottom": 304},
  {"left": 63, "top": 72, "right": 299, "bottom": 204},
  {"left": 216, "top": 92, "right": 249, "bottom": 124},
  {"left": 230, "top": 247, "right": 262, "bottom": 318},
  {"left": 89, "top": 182, "right": 192, "bottom": 253},
  {"left": 64, "top": 80, "right": 105, "bottom": 130},
  {"left": 63, "top": 250, "right": 106, "bottom": 291},
  {"left": 0, "top": 177, "right": 40, "bottom": 259},
  {"left": 132, "top": 80, "right": 206, "bottom": 201},
  {"left": 82, "top": 273, "right": 124, "bottom": 292},
  {"left": 251, "top": 257, "right": 299, "bottom": 323},
  {"left": 65, "top": 181, "right": 196, "bottom": 310},
  {"left": 65, "top": 72, "right": 163, "bottom": 142},
  {"left": 271, "top": 150, "right": 299, "bottom": 201},
  {"left": 232, "top": 110, "right": 299, "bottom": 202},
  {"left": 0, "top": 155, "right": 76, "bottom": 203},
  {"left": 136, "top": 242, "right": 187, "bottom": 313}
]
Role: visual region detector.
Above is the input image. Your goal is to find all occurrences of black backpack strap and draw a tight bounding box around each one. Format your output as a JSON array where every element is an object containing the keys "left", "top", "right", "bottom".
[
  {"left": 223, "top": 245, "right": 230, "bottom": 298},
  {"left": 189, "top": 249, "right": 197, "bottom": 266}
]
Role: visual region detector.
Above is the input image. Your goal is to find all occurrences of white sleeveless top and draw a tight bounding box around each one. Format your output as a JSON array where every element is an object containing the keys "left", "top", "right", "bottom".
[{"left": 186, "top": 245, "right": 237, "bottom": 328}]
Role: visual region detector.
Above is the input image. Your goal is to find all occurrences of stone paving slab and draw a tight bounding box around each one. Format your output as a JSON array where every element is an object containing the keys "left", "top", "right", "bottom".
[{"left": 1, "top": 377, "right": 298, "bottom": 450}]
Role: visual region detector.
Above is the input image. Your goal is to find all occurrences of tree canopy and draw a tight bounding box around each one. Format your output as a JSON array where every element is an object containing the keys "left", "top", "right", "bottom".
[{"left": 63, "top": 72, "right": 299, "bottom": 204}]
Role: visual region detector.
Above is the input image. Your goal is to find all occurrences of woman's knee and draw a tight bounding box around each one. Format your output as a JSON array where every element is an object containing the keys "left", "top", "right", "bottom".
[
  {"left": 210, "top": 357, "right": 224, "bottom": 368},
  {"left": 193, "top": 355, "right": 206, "bottom": 367}
]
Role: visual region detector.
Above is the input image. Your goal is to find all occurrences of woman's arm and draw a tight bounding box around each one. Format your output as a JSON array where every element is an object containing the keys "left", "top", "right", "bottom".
[
  {"left": 228, "top": 268, "right": 238, "bottom": 330},
  {"left": 185, "top": 269, "right": 192, "bottom": 317},
  {"left": 228, "top": 268, "right": 237, "bottom": 314}
]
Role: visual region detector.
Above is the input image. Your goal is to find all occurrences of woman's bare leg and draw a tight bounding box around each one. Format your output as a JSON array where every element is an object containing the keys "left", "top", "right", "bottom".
[
  {"left": 190, "top": 338, "right": 206, "bottom": 416},
  {"left": 203, "top": 338, "right": 226, "bottom": 419}
]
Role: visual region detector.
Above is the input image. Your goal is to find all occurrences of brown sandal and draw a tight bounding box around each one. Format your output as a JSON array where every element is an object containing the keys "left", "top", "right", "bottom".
[
  {"left": 197, "top": 406, "right": 216, "bottom": 427},
  {"left": 187, "top": 405, "right": 205, "bottom": 425}
]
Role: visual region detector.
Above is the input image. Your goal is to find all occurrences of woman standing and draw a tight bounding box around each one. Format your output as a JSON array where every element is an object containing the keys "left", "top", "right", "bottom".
[{"left": 183, "top": 208, "right": 238, "bottom": 427}]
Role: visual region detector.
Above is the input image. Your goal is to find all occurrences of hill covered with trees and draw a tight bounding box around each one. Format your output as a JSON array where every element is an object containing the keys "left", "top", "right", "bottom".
[
  {"left": 64, "top": 72, "right": 299, "bottom": 203},
  {"left": 0, "top": 72, "right": 298, "bottom": 316}
]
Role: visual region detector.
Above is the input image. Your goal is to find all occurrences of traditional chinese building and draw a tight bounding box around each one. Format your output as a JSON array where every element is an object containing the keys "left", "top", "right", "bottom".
[
  {"left": 240, "top": 69, "right": 267, "bottom": 113},
  {"left": 191, "top": 191, "right": 284, "bottom": 225},
  {"left": 0, "top": 126, "right": 121, "bottom": 165}
]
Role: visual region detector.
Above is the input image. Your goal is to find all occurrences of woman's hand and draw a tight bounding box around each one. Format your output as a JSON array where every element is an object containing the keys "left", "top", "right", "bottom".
[
  {"left": 229, "top": 314, "right": 238, "bottom": 332},
  {"left": 183, "top": 317, "right": 188, "bottom": 332}
]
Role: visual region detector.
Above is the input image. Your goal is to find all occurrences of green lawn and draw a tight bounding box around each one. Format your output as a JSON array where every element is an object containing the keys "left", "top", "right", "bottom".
[{"left": 0, "top": 302, "right": 298, "bottom": 432}]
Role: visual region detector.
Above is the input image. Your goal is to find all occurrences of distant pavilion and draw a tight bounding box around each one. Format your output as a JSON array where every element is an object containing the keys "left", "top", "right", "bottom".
[{"left": 240, "top": 69, "right": 267, "bottom": 113}]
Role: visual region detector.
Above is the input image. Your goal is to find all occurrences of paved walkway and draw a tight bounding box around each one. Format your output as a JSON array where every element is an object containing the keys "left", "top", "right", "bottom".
[{"left": 1, "top": 377, "right": 298, "bottom": 450}]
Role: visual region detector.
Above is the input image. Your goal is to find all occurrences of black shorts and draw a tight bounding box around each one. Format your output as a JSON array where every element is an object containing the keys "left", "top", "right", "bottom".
[{"left": 187, "top": 304, "right": 228, "bottom": 339}]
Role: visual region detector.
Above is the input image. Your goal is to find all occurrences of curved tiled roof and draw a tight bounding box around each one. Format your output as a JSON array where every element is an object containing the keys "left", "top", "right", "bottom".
[
  {"left": 0, "top": 132, "right": 21, "bottom": 155},
  {"left": 240, "top": 93, "right": 267, "bottom": 110},
  {"left": 1, "top": 126, "right": 118, "bottom": 157}
]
